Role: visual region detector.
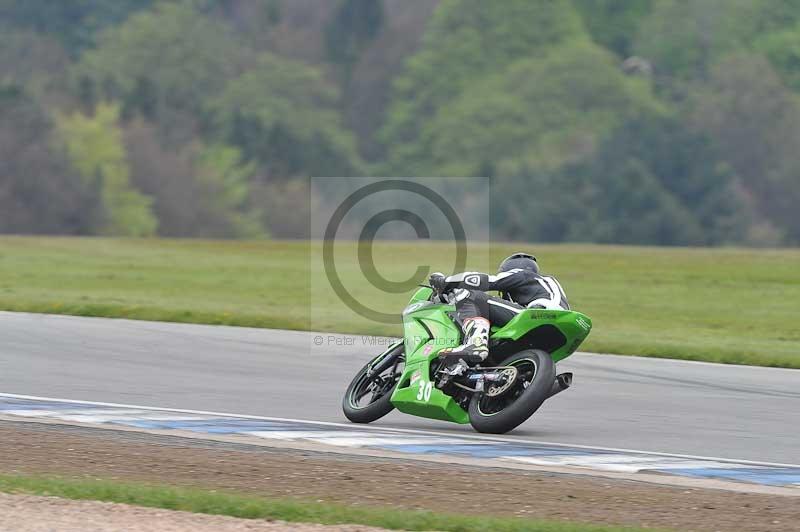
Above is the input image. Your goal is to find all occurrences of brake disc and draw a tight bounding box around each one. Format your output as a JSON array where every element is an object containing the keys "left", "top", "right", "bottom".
[{"left": 485, "top": 367, "right": 519, "bottom": 397}]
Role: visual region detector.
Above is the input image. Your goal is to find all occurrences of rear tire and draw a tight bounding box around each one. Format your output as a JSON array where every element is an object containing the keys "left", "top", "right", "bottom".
[
  {"left": 342, "top": 345, "right": 403, "bottom": 424},
  {"left": 468, "top": 349, "right": 554, "bottom": 434}
]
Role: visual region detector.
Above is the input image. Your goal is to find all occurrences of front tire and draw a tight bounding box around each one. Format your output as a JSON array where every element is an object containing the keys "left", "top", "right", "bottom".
[
  {"left": 468, "top": 349, "right": 554, "bottom": 434},
  {"left": 342, "top": 345, "right": 403, "bottom": 424}
]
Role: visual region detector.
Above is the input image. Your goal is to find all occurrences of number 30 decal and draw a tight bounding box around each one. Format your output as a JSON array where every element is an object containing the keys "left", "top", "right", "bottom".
[{"left": 416, "top": 380, "right": 433, "bottom": 402}]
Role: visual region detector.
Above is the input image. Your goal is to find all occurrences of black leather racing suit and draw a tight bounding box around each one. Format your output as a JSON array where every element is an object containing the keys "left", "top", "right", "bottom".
[{"left": 440, "top": 268, "right": 570, "bottom": 328}]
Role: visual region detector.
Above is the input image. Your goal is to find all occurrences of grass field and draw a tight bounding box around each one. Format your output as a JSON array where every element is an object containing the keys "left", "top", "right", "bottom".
[
  {"left": 0, "top": 474, "right": 653, "bottom": 532},
  {"left": 0, "top": 236, "right": 798, "bottom": 368}
]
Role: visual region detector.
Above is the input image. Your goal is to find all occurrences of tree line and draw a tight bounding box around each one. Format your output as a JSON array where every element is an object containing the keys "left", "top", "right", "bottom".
[{"left": 1, "top": 0, "right": 799, "bottom": 245}]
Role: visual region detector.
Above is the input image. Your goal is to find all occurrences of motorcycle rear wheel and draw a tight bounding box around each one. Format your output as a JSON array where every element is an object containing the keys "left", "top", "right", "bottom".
[
  {"left": 342, "top": 345, "right": 404, "bottom": 423},
  {"left": 468, "top": 349, "right": 554, "bottom": 434}
]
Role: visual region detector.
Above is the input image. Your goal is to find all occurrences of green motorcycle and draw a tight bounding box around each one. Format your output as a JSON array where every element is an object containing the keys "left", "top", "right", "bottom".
[{"left": 342, "top": 285, "right": 593, "bottom": 434}]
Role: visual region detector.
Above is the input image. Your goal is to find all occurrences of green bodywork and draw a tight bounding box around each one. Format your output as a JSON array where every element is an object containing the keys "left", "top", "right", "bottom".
[{"left": 389, "top": 286, "right": 592, "bottom": 424}]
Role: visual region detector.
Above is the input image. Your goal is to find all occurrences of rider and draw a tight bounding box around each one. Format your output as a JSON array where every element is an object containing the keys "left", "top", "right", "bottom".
[{"left": 429, "top": 253, "right": 569, "bottom": 373}]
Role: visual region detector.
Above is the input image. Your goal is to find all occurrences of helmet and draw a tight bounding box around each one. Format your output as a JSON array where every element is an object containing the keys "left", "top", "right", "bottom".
[{"left": 498, "top": 252, "right": 538, "bottom": 274}]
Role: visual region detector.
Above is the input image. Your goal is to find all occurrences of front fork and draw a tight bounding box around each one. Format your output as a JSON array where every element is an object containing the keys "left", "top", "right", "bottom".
[{"left": 366, "top": 342, "right": 404, "bottom": 381}]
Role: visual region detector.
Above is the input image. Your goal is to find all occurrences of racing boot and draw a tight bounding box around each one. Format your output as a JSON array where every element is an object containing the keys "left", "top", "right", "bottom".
[{"left": 437, "top": 317, "right": 490, "bottom": 377}]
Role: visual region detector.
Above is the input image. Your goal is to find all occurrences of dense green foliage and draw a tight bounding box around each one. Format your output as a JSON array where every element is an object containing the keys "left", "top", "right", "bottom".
[
  {"left": 209, "top": 52, "right": 363, "bottom": 178},
  {"left": 0, "top": 237, "right": 797, "bottom": 367},
  {"left": 0, "top": 87, "right": 94, "bottom": 234},
  {"left": 55, "top": 103, "right": 158, "bottom": 236},
  {"left": 381, "top": 0, "right": 587, "bottom": 175},
  {"left": 422, "top": 41, "right": 665, "bottom": 176},
  {"left": 75, "top": 2, "right": 249, "bottom": 116},
  {"left": 2, "top": 0, "right": 800, "bottom": 244},
  {"left": 0, "top": 0, "right": 153, "bottom": 53}
]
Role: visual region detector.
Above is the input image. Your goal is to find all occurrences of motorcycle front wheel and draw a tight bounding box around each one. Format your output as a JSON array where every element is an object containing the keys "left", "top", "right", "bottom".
[
  {"left": 342, "top": 344, "right": 404, "bottom": 424},
  {"left": 468, "top": 349, "right": 554, "bottom": 434}
]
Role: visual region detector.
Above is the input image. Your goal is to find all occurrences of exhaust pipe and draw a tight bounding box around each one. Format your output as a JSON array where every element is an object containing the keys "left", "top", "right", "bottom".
[{"left": 548, "top": 372, "right": 573, "bottom": 398}]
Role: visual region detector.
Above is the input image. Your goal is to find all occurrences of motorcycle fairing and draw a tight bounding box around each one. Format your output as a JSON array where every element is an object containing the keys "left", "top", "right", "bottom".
[{"left": 390, "top": 286, "right": 592, "bottom": 424}]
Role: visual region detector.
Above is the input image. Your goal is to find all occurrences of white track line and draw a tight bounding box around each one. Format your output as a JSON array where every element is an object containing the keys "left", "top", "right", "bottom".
[{"left": 1, "top": 391, "right": 798, "bottom": 469}]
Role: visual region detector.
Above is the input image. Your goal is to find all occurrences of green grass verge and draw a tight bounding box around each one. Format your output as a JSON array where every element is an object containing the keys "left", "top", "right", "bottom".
[
  {"left": 0, "top": 474, "right": 652, "bottom": 532},
  {"left": 0, "top": 236, "right": 798, "bottom": 368}
]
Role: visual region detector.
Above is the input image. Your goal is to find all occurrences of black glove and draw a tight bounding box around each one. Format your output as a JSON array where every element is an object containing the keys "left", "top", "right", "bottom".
[{"left": 429, "top": 272, "right": 447, "bottom": 293}]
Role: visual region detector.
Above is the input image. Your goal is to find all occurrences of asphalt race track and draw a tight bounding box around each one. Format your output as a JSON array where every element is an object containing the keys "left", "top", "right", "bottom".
[{"left": 1, "top": 312, "right": 798, "bottom": 464}]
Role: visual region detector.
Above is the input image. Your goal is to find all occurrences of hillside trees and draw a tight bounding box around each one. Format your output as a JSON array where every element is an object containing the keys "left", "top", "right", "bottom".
[
  {"left": 422, "top": 41, "right": 665, "bottom": 177},
  {"left": 340, "top": 0, "right": 439, "bottom": 160},
  {"left": 571, "top": 0, "right": 653, "bottom": 57},
  {"left": 74, "top": 2, "right": 250, "bottom": 124},
  {"left": 69, "top": 1, "right": 360, "bottom": 236},
  {"left": 0, "top": 31, "right": 70, "bottom": 96},
  {"left": 0, "top": 0, "right": 153, "bottom": 54},
  {"left": 124, "top": 120, "right": 265, "bottom": 238},
  {"left": 380, "top": 0, "right": 587, "bottom": 174},
  {"left": 0, "top": 85, "right": 95, "bottom": 234},
  {"left": 754, "top": 23, "right": 800, "bottom": 91},
  {"left": 689, "top": 54, "right": 800, "bottom": 243},
  {"left": 633, "top": 0, "right": 800, "bottom": 94},
  {"left": 1, "top": 0, "right": 799, "bottom": 245},
  {"left": 634, "top": 0, "right": 754, "bottom": 88},
  {"left": 208, "top": 53, "right": 364, "bottom": 178},
  {"left": 325, "top": 0, "right": 385, "bottom": 80},
  {"left": 493, "top": 115, "right": 749, "bottom": 245},
  {"left": 55, "top": 103, "right": 158, "bottom": 237}
]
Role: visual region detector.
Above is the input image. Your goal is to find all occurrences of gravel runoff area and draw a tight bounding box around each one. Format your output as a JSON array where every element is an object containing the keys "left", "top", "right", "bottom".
[
  {"left": 0, "top": 492, "right": 386, "bottom": 532},
  {"left": 1, "top": 421, "right": 798, "bottom": 532}
]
